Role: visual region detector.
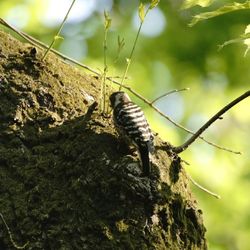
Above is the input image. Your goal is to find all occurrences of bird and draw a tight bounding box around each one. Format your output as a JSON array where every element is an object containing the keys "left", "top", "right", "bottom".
[{"left": 109, "top": 91, "right": 154, "bottom": 176}]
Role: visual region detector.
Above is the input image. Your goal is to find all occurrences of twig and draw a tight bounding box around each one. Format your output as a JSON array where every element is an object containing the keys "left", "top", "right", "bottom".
[
  {"left": 0, "top": 18, "right": 241, "bottom": 154},
  {"left": 42, "top": 0, "right": 76, "bottom": 60},
  {"left": 187, "top": 174, "right": 221, "bottom": 199},
  {"left": 150, "top": 88, "right": 190, "bottom": 104},
  {"left": 119, "top": 4, "right": 151, "bottom": 91},
  {"left": 101, "top": 11, "right": 112, "bottom": 113},
  {"left": 119, "top": 1, "right": 159, "bottom": 91},
  {"left": 173, "top": 90, "right": 250, "bottom": 154},
  {"left": 114, "top": 35, "right": 125, "bottom": 64},
  {"left": 107, "top": 76, "right": 129, "bottom": 80},
  {"left": 0, "top": 212, "right": 29, "bottom": 249}
]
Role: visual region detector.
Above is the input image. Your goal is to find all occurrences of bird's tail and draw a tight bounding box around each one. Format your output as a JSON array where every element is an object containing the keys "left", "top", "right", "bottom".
[{"left": 138, "top": 144, "right": 151, "bottom": 176}]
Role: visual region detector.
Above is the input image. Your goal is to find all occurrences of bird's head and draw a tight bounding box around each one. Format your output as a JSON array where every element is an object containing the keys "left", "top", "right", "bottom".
[{"left": 109, "top": 91, "right": 131, "bottom": 109}]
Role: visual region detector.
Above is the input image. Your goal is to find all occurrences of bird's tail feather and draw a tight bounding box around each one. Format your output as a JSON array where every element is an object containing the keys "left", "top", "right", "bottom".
[{"left": 138, "top": 144, "right": 151, "bottom": 176}]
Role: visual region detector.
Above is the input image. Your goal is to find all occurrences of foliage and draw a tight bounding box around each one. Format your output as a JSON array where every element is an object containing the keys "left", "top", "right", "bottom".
[
  {"left": 186, "top": 0, "right": 250, "bottom": 55},
  {"left": 188, "top": 1, "right": 250, "bottom": 26},
  {"left": 182, "top": 0, "right": 214, "bottom": 9},
  {"left": 218, "top": 25, "right": 250, "bottom": 56},
  {"left": 244, "top": 24, "right": 250, "bottom": 55}
]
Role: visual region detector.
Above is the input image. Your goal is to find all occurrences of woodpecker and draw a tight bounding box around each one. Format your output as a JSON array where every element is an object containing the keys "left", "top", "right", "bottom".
[{"left": 109, "top": 91, "right": 154, "bottom": 176}]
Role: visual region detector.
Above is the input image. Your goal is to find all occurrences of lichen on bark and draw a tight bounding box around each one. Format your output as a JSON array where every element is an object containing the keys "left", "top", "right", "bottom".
[{"left": 0, "top": 30, "right": 207, "bottom": 249}]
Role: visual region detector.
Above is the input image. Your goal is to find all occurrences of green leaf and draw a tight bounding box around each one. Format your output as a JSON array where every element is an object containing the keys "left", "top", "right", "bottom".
[
  {"left": 218, "top": 37, "right": 244, "bottom": 51},
  {"left": 244, "top": 24, "right": 250, "bottom": 56},
  {"left": 138, "top": 3, "right": 145, "bottom": 22},
  {"left": 189, "top": 1, "right": 250, "bottom": 26},
  {"left": 150, "top": 0, "right": 160, "bottom": 9},
  {"left": 182, "top": 0, "right": 213, "bottom": 9},
  {"left": 218, "top": 24, "right": 250, "bottom": 56},
  {"left": 126, "top": 58, "right": 131, "bottom": 64},
  {"left": 104, "top": 10, "right": 112, "bottom": 30},
  {"left": 118, "top": 35, "right": 125, "bottom": 50},
  {"left": 54, "top": 35, "right": 64, "bottom": 41}
]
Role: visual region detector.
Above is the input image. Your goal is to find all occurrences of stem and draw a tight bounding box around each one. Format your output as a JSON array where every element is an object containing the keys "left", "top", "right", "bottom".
[
  {"left": 119, "top": 7, "right": 150, "bottom": 91},
  {"left": 173, "top": 91, "right": 250, "bottom": 154},
  {"left": 102, "top": 28, "right": 108, "bottom": 113},
  {"left": 41, "top": 0, "right": 76, "bottom": 60}
]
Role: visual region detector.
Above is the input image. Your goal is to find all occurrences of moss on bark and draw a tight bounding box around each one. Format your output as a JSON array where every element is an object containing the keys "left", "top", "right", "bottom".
[{"left": 0, "top": 30, "right": 207, "bottom": 249}]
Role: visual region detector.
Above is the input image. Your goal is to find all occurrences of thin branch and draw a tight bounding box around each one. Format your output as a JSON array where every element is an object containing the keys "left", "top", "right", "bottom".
[
  {"left": 118, "top": 84, "right": 241, "bottom": 154},
  {"left": 107, "top": 76, "right": 130, "bottom": 80},
  {"left": 187, "top": 174, "right": 221, "bottom": 199},
  {"left": 101, "top": 11, "right": 111, "bottom": 113},
  {"left": 0, "top": 212, "right": 29, "bottom": 249},
  {"left": 173, "top": 91, "right": 250, "bottom": 154},
  {"left": 118, "top": 22, "right": 142, "bottom": 90},
  {"left": 150, "top": 88, "right": 190, "bottom": 104},
  {"left": 0, "top": 18, "right": 241, "bottom": 154},
  {"left": 42, "top": 0, "right": 76, "bottom": 60},
  {"left": 119, "top": 5, "right": 150, "bottom": 91}
]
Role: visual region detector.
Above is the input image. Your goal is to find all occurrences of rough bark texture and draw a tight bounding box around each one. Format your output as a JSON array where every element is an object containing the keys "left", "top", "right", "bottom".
[{"left": 0, "top": 30, "right": 207, "bottom": 249}]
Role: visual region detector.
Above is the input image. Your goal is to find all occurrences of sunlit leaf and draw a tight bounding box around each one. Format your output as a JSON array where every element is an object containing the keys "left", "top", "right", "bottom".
[
  {"left": 150, "top": 0, "right": 160, "bottom": 9},
  {"left": 138, "top": 3, "right": 145, "bottom": 22},
  {"left": 218, "top": 37, "right": 244, "bottom": 51},
  {"left": 218, "top": 24, "right": 250, "bottom": 55},
  {"left": 182, "top": 0, "right": 213, "bottom": 9},
  {"left": 126, "top": 58, "right": 131, "bottom": 64},
  {"left": 104, "top": 10, "right": 112, "bottom": 30},
  {"left": 118, "top": 35, "right": 125, "bottom": 50},
  {"left": 244, "top": 24, "right": 250, "bottom": 56},
  {"left": 114, "top": 35, "right": 125, "bottom": 63},
  {"left": 54, "top": 35, "right": 64, "bottom": 40},
  {"left": 189, "top": 1, "right": 250, "bottom": 26}
]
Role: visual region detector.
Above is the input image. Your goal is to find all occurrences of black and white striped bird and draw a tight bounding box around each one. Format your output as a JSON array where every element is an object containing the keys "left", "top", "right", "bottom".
[{"left": 110, "top": 91, "right": 154, "bottom": 176}]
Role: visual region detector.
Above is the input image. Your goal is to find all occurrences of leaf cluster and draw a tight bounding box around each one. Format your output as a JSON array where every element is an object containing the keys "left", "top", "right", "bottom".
[{"left": 183, "top": 0, "right": 250, "bottom": 55}]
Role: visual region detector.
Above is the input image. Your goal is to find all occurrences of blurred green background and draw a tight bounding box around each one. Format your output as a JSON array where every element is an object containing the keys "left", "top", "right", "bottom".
[{"left": 0, "top": 0, "right": 249, "bottom": 249}]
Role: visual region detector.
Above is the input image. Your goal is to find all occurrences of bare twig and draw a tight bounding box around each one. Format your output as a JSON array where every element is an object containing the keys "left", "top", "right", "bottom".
[
  {"left": 187, "top": 174, "right": 221, "bottom": 199},
  {"left": 101, "top": 11, "right": 112, "bottom": 113},
  {"left": 119, "top": 3, "right": 152, "bottom": 91},
  {"left": 150, "top": 88, "right": 190, "bottom": 104},
  {"left": 114, "top": 35, "right": 125, "bottom": 64},
  {"left": 42, "top": 0, "right": 76, "bottom": 60},
  {"left": 0, "top": 212, "right": 29, "bottom": 249},
  {"left": 173, "top": 91, "right": 250, "bottom": 154},
  {"left": 118, "top": 84, "right": 241, "bottom": 154},
  {"left": 0, "top": 18, "right": 241, "bottom": 154}
]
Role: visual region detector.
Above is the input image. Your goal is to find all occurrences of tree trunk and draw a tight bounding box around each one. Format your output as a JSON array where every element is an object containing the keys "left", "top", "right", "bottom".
[{"left": 0, "top": 30, "right": 207, "bottom": 250}]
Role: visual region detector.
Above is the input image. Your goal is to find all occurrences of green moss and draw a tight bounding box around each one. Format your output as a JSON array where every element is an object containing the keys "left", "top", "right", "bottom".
[{"left": 116, "top": 220, "right": 129, "bottom": 233}]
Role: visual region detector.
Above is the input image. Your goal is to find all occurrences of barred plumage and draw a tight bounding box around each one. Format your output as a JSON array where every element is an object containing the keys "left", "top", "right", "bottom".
[{"left": 110, "top": 91, "right": 154, "bottom": 176}]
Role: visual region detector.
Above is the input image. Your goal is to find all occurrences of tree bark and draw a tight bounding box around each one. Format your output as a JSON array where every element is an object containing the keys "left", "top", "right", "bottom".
[{"left": 0, "top": 30, "right": 207, "bottom": 250}]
